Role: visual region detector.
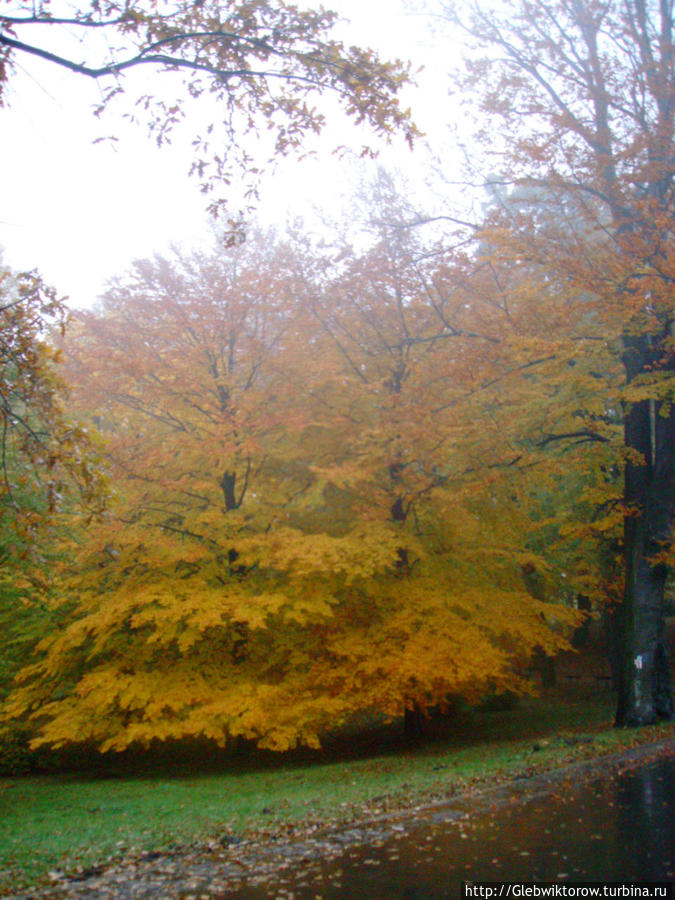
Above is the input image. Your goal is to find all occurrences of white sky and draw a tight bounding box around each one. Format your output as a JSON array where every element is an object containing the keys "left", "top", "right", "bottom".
[{"left": 0, "top": 0, "right": 460, "bottom": 308}]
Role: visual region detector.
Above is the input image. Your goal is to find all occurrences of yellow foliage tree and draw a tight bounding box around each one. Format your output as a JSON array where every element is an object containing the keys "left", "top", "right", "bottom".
[{"left": 6, "top": 229, "right": 581, "bottom": 752}]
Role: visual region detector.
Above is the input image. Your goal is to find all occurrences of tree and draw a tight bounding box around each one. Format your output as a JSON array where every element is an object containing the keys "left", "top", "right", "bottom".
[
  {"left": 450, "top": 0, "right": 675, "bottom": 725},
  {"left": 5, "top": 230, "right": 577, "bottom": 753},
  {"left": 0, "top": 0, "right": 418, "bottom": 213},
  {"left": 7, "top": 235, "right": 347, "bottom": 751},
  {"left": 0, "top": 265, "right": 106, "bottom": 736},
  {"left": 296, "top": 205, "right": 582, "bottom": 731},
  {"left": 0, "top": 265, "right": 104, "bottom": 569}
]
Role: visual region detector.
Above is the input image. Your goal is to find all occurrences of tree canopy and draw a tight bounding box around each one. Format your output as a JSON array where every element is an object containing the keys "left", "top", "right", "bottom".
[{"left": 5, "top": 230, "right": 580, "bottom": 752}]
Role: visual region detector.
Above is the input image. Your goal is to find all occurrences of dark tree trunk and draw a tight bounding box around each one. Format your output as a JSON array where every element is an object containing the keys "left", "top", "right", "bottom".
[
  {"left": 605, "top": 602, "right": 623, "bottom": 692},
  {"left": 391, "top": 491, "right": 409, "bottom": 571},
  {"left": 533, "top": 647, "right": 557, "bottom": 688},
  {"left": 221, "top": 470, "right": 246, "bottom": 577},
  {"left": 221, "top": 470, "right": 237, "bottom": 511},
  {"left": 616, "top": 334, "right": 675, "bottom": 725},
  {"left": 403, "top": 702, "right": 424, "bottom": 741}
]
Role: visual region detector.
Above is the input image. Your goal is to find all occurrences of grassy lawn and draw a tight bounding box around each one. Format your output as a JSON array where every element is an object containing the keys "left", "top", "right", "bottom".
[{"left": 1, "top": 693, "right": 674, "bottom": 893}]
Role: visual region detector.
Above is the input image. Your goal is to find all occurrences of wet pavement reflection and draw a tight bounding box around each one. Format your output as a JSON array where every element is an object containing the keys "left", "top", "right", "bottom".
[{"left": 226, "top": 750, "right": 675, "bottom": 899}]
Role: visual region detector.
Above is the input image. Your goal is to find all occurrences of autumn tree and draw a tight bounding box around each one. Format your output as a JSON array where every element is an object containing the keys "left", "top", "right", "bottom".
[
  {"left": 0, "top": 264, "right": 105, "bottom": 735},
  {"left": 0, "top": 0, "right": 417, "bottom": 212},
  {"left": 6, "top": 235, "right": 341, "bottom": 751},
  {"left": 4, "top": 227, "right": 579, "bottom": 753},
  {"left": 302, "top": 194, "right": 584, "bottom": 730},
  {"left": 7, "top": 234, "right": 405, "bottom": 751},
  {"left": 449, "top": 0, "right": 675, "bottom": 725},
  {"left": 0, "top": 265, "right": 104, "bottom": 568}
]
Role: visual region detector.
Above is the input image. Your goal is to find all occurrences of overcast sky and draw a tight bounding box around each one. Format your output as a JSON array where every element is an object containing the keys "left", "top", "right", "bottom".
[{"left": 0, "top": 0, "right": 458, "bottom": 308}]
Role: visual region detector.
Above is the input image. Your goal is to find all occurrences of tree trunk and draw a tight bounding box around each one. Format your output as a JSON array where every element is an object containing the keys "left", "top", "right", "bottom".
[
  {"left": 533, "top": 647, "right": 556, "bottom": 689},
  {"left": 604, "top": 602, "right": 623, "bottom": 693},
  {"left": 616, "top": 335, "right": 675, "bottom": 725},
  {"left": 221, "top": 470, "right": 246, "bottom": 577},
  {"left": 221, "top": 470, "right": 237, "bottom": 511},
  {"left": 403, "top": 702, "right": 424, "bottom": 741}
]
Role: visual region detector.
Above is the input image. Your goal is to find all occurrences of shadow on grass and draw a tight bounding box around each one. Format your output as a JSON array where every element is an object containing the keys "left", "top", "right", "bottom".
[{"left": 32, "top": 691, "right": 617, "bottom": 784}]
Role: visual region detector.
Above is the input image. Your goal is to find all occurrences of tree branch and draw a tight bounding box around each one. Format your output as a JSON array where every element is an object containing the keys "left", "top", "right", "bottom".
[{"left": 537, "top": 429, "right": 610, "bottom": 447}]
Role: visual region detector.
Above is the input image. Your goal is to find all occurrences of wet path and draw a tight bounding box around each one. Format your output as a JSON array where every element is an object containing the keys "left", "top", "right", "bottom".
[{"left": 226, "top": 744, "right": 675, "bottom": 899}]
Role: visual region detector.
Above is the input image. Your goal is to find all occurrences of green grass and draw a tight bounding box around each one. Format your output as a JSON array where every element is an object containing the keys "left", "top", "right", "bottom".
[{"left": 1, "top": 693, "right": 673, "bottom": 893}]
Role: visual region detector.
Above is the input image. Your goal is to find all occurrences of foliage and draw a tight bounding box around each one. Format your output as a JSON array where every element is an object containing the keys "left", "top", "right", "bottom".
[
  {"left": 0, "top": 722, "right": 33, "bottom": 775},
  {"left": 0, "top": 267, "right": 107, "bottom": 772},
  {"left": 0, "top": 567, "right": 54, "bottom": 705},
  {"left": 4, "top": 228, "right": 581, "bottom": 754},
  {"left": 473, "top": 185, "right": 627, "bottom": 606},
  {"left": 449, "top": 0, "right": 675, "bottom": 725},
  {"left": 0, "top": 0, "right": 418, "bottom": 213},
  {"left": 0, "top": 267, "right": 105, "bottom": 567}
]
